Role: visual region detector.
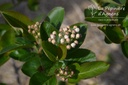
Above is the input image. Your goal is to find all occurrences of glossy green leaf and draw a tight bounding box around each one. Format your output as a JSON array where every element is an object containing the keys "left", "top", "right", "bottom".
[
  {"left": 0, "top": 3, "right": 13, "bottom": 11},
  {"left": 0, "top": 37, "right": 33, "bottom": 55},
  {"left": 1, "top": 11, "right": 33, "bottom": 28},
  {"left": 30, "top": 72, "right": 57, "bottom": 85},
  {"left": 123, "top": 15, "right": 128, "bottom": 35},
  {"left": 9, "top": 49, "right": 34, "bottom": 61},
  {"left": 40, "top": 21, "right": 58, "bottom": 41},
  {"left": 121, "top": 41, "right": 128, "bottom": 58},
  {"left": 15, "top": 37, "right": 34, "bottom": 46},
  {"left": 66, "top": 49, "right": 96, "bottom": 63},
  {"left": 1, "top": 11, "right": 35, "bottom": 41},
  {"left": 0, "top": 44, "right": 22, "bottom": 55},
  {"left": 0, "top": 24, "right": 15, "bottom": 50},
  {"left": 58, "top": 44, "right": 67, "bottom": 60},
  {"left": 68, "top": 61, "right": 109, "bottom": 83},
  {"left": 104, "top": 36, "right": 112, "bottom": 44},
  {"left": 21, "top": 56, "right": 41, "bottom": 77},
  {"left": 84, "top": 9, "right": 110, "bottom": 24},
  {"left": 99, "top": 24, "right": 124, "bottom": 43},
  {"left": 48, "top": 62, "right": 62, "bottom": 76},
  {"left": 68, "top": 23, "right": 87, "bottom": 53},
  {"left": 79, "top": 61, "right": 109, "bottom": 78},
  {"left": 0, "top": 53, "right": 10, "bottom": 66},
  {"left": 28, "top": 0, "right": 39, "bottom": 11},
  {"left": 118, "top": 0, "right": 128, "bottom": 24},
  {"left": 45, "top": 7, "right": 64, "bottom": 30},
  {"left": 42, "top": 41, "right": 57, "bottom": 62}
]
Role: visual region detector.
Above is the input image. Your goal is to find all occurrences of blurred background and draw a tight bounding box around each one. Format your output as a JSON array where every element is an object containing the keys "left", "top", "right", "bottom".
[{"left": 0, "top": 0, "right": 128, "bottom": 85}]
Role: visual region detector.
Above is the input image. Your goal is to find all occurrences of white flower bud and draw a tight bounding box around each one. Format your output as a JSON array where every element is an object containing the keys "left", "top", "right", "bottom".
[
  {"left": 31, "top": 25, "right": 34, "bottom": 28},
  {"left": 36, "top": 22, "right": 40, "bottom": 25},
  {"left": 50, "top": 34, "right": 55, "bottom": 39},
  {"left": 35, "top": 35, "right": 38, "bottom": 39},
  {"left": 34, "top": 24, "right": 37, "bottom": 28},
  {"left": 52, "top": 31, "right": 56, "bottom": 35},
  {"left": 61, "top": 77, "right": 65, "bottom": 81},
  {"left": 71, "top": 30, "right": 76, "bottom": 34},
  {"left": 38, "top": 33, "right": 40, "bottom": 36},
  {"left": 71, "top": 43, "right": 76, "bottom": 48},
  {"left": 35, "top": 28, "right": 38, "bottom": 31},
  {"left": 51, "top": 39, "right": 56, "bottom": 44},
  {"left": 73, "top": 26, "right": 77, "bottom": 28},
  {"left": 60, "top": 38, "right": 65, "bottom": 44},
  {"left": 74, "top": 40, "right": 78, "bottom": 44},
  {"left": 59, "top": 28, "right": 63, "bottom": 32},
  {"left": 64, "top": 35, "right": 69, "bottom": 39},
  {"left": 66, "top": 38, "right": 70, "bottom": 43},
  {"left": 28, "top": 25, "right": 31, "bottom": 29},
  {"left": 48, "top": 38, "right": 52, "bottom": 42},
  {"left": 60, "top": 69, "right": 63, "bottom": 74},
  {"left": 56, "top": 74, "right": 60, "bottom": 77},
  {"left": 71, "top": 34, "right": 75, "bottom": 38},
  {"left": 65, "top": 32, "right": 69, "bottom": 35},
  {"left": 28, "top": 30, "right": 31, "bottom": 33},
  {"left": 32, "top": 30, "right": 36, "bottom": 34},
  {"left": 66, "top": 45, "right": 71, "bottom": 50},
  {"left": 58, "top": 33, "right": 62, "bottom": 38},
  {"left": 75, "top": 28, "right": 80, "bottom": 32},
  {"left": 76, "top": 34, "right": 80, "bottom": 39},
  {"left": 64, "top": 72, "right": 68, "bottom": 75},
  {"left": 63, "top": 27, "right": 68, "bottom": 32},
  {"left": 71, "top": 71, "right": 74, "bottom": 75}
]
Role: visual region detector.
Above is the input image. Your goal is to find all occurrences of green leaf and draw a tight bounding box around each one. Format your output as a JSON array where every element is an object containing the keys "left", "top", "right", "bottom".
[
  {"left": 15, "top": 37, "right": 34, "bottom": 46},
  {"left": 0, "top": 83, "right": 7, "bottom": 85},
  {"left": 68, "top": 61, "right": 109, "bottom": 83},
  {"left": 66, "top": 49, "right": 96, "bottom": 63},
  {"left": 45, "top": 7, "right": 64, "bottom": 30},
  {"left": 1, "top": 11, "right": 33, "bottom": 28},
  {"left": 79, "top": 61, "right": 109, "bottom": 78},
  {"left": 48, "top": 62, "right": 63, "bottom": 76},
  {"left": 0, "top": 53, "right": 10, "bottom": 66},
  {"left": 29, "top": 72, "right": 57, "bottom": 85},
  {"left": 21, "top": 56, "right": 41, "bottom": 77},
  {"left": 99, "top": 24, "right": 124, "bottom": 43},
  {"left": 0, "top": 44, "right": 23, "bottom": 55},
  {"left": 0, "top": 37, "right": 33, "bottom": 55},
  {"left": 9, "top": 49, "right": 34, "bottom": 62},
  {"left": 84, "top": 9, "right": 110, "bottom": 24},
  {"left": 104, "top": 36, "right": 112, "bottom": 44},
  {"left": 1, "top": 11, "right": 35, "bottom": 41},
  {"left": 123, "top": 15, "right": 128, "bottom": 35},
  {"left": 69, "top": 23, "right": 87, "bottom": 53},
  {"left": 28, "top": 0, "right": 39, "bottom": 11},
  {"left": 121, "top": 41, "right": 128, "bottom": 58},
  {"left": 40, "top": 21, "right": 58, "bottom": 41},
  {"left": 0, "top": 3, "right": 13, "bottom": 11},
  {"left": 0, "top": 24, "right": 15, "bottom": 50},
  {"left": 42, "top": 41, "right": 57, "bottom": 62},
  {"left": 58, "top": 44, "right": 67, "bottom": 60},
  {"left": 118, "top": 0, "right": 128, "bottom": 24}
]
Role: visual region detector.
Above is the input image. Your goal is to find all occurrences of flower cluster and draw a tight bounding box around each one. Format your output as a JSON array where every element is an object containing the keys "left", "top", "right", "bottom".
[
  {"left": 28, "top": 22, "right": 41, "bottom": 42},
  {"left": 56, "top": 67, "right": 74, "bottom": 82},
  {"left": 48, "top": 26, "right": 81, "bottom": 50}
]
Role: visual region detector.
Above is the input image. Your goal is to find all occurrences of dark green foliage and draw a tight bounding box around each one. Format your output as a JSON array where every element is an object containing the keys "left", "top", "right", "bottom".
[{"left": 0, "top": 6, "right": 109, "bottom": 85}]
